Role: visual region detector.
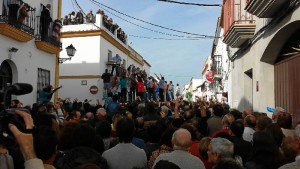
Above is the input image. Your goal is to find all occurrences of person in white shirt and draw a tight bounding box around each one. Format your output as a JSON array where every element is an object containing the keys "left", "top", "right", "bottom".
[
  {"left": 175, "top": 83, "right": 180, "bottom": 98},
  {"left": 243, "top": 114, "right": 256, "bottom": 142},
  {"left": 111, "top": 54, "right": 122, "bottom": 76}
]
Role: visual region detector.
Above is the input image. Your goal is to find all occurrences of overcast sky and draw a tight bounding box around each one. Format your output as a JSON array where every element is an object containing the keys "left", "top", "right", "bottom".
[{"left": 62, "top": 0, "right": 222, "bottom": 88}]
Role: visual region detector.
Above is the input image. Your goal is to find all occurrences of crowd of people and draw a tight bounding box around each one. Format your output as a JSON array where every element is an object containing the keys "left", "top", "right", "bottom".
[
  {"left": 1, "top": 86, "right": 300, "bottom": 169},
  {"left": 62, "top": 10, "right": 92, "bottom": 25},
  {"left": 101, "top": 55, "right": 180, "bottom": 105},
  {"left": 62, "top": 9, "right": 127, "bottom": 44}
]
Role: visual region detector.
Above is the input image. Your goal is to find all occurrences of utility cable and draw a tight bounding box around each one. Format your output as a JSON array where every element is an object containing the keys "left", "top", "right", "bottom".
[
  {"left": 70, "top": 0, "right": 79, "bottom": 13},
  {"left": 158, "top": 0, "right": 222, "bottom": 7},
  {"left": 73, "top": 0, "right": 212, "bottom": 40},
  {"left": 89, "top": 0, "right": 217, "bottom": 38},
  {"left": 128, "top": 34, "right": 203, "bottom": 40}
]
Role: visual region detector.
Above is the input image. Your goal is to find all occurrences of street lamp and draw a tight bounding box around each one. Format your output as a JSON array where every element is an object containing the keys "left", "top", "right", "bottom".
[{"left": 59, "top": 44, "right": 76, "bottom": 63}]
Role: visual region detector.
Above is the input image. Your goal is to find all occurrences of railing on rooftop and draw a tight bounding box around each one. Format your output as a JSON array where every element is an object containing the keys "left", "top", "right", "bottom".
[{"left": 101, "top": 14, "right": 127, "bottom": 45}]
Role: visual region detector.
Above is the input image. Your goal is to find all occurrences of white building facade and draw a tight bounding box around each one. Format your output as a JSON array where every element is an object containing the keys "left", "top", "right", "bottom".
[
  {"left": 210, "top": 18, "right": 231, "bottom": 104},
  {"left": 58, "top": 13, "right": 150, "bottom": 103},
  {"left": 221, "top": 0, "right": 300, "bottom": 123},
  {"left": 0, "top": 0, "right": 62, "bottom": 106}
]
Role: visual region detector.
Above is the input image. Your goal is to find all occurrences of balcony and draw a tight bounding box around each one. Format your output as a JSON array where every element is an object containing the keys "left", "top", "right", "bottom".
[
  {"left": 35, "top": 15, "right": 62, "bottom": 54},
  {"left": 223, "top": 23, "right": 256, "bottom": 48},
  {"left": 214, "top": 73, "right": 223, "bottom": 79},
  {"left": 245, "top": 0, "right": 291, "bottom": 18},
  {"left": 35, "top": 35, "right": 62, "bottom": 54},
  {"left": 222, "top": 2, "right": 256, "bottom": 48},
  {"left": 212, "top": 67, "right": 223, "bottom": 79},
  {"left": 0, "top": 1, "right": 35, "bottom": 42}
]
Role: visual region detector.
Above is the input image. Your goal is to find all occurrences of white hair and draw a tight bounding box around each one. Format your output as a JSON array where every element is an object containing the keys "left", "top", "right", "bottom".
[{"left": 161, "top": 105, "right": 169, "bottom": 114}]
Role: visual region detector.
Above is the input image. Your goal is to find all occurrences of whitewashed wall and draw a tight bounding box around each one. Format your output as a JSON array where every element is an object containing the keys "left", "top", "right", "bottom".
[
  {"left": 59, "top": 15, "right": 149, "bottom": 102},
  {"left": 0, "top": 0, "right": 59, "bottom": 106},
  {"left": 229, "top": 5, "right": 300, "bottom": 113}
]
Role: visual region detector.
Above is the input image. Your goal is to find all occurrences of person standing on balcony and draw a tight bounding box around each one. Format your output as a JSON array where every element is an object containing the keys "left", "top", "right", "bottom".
[
  {"left": 17, "top": 3, "right": 28, "bottom": 23},
  {"left": 111, "top": 54, "right": 121, "bottom": 76},
  {"left": 40, "top": 4, "right": 52, "bottom": 41},
  {"left": 8, "top": 0, "right": 21, "bottom": 21},
  {"left": 51, "top": 19, "right": 62, "bottom": 42}
]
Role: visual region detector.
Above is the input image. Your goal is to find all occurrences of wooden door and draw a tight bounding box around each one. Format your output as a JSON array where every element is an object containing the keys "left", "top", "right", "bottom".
[{"left": 275, "top": 54, "right": 300, "bottom": 125}]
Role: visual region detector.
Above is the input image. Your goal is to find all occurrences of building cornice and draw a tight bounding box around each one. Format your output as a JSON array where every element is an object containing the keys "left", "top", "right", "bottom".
[
  {"left": 61, "top": 30, "right": 102, "bottom": 38},
  {"left": 143, "top": 59, "right": 151, "bottom": 67},
  {"left": 129, "top": 54, "right": 144, "bottom": 65},
  {"left": 100, "top": 30, "right": 130, "bottom": 56},
  {"left": 60, "top": 75, "right": 101, "bottom": 79}
]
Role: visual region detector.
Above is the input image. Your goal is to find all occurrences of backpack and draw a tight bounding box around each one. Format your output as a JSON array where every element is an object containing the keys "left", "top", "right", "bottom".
[{"left": 0, "top": 152, "right": 14, "bottom": 169}]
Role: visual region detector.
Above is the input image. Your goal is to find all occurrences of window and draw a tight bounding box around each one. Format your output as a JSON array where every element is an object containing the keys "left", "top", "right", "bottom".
[{"left": 37, "top": 68, "right": 50, "bottom": 101}]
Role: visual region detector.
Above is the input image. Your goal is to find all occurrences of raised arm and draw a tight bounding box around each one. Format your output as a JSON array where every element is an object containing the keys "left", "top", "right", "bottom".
[
  {"left": 174, "top": 99, "right": 180, "bottom": 119},
  {"left": 8, "top": 110, "right": 45, "bottom": 169}
]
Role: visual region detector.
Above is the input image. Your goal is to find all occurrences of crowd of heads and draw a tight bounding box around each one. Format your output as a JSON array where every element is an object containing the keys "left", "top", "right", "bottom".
[
  {"left": 63, "top": 9, "right": 93, "bottom": 25},
  {"left": 1, "top": 88, "right": 300, "bottom": 169},
  {"left": 62, "top": 9, "right": 127, "bottom": 44}
]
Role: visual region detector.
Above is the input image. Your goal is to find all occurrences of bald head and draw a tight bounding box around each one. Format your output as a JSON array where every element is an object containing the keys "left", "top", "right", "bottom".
[{"left": 172, "top": 128, "right": 192, "bottom": 151}]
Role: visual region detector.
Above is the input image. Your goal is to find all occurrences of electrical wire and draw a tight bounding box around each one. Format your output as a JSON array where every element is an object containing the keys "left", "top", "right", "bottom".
[
  {"left": 70, "top": 0, "right": 79, "bottom": 13},
  {"left": 128, "top": 34, "right": 205, "bottom": 40},
  {"left": 88, "top": 0, "right": 213, "bottom": 39},
  {"left": 89, "top": 0, "right": 217, "bottom": 38},
  {"left": 154, "top": 73, "right": 200, "bottom": 78},
  {"left": 158, "top": 0, "right": 222, "bottom": 7},
  {"left": 72, "top": 0, "right": 214, "bottom": 40}
]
